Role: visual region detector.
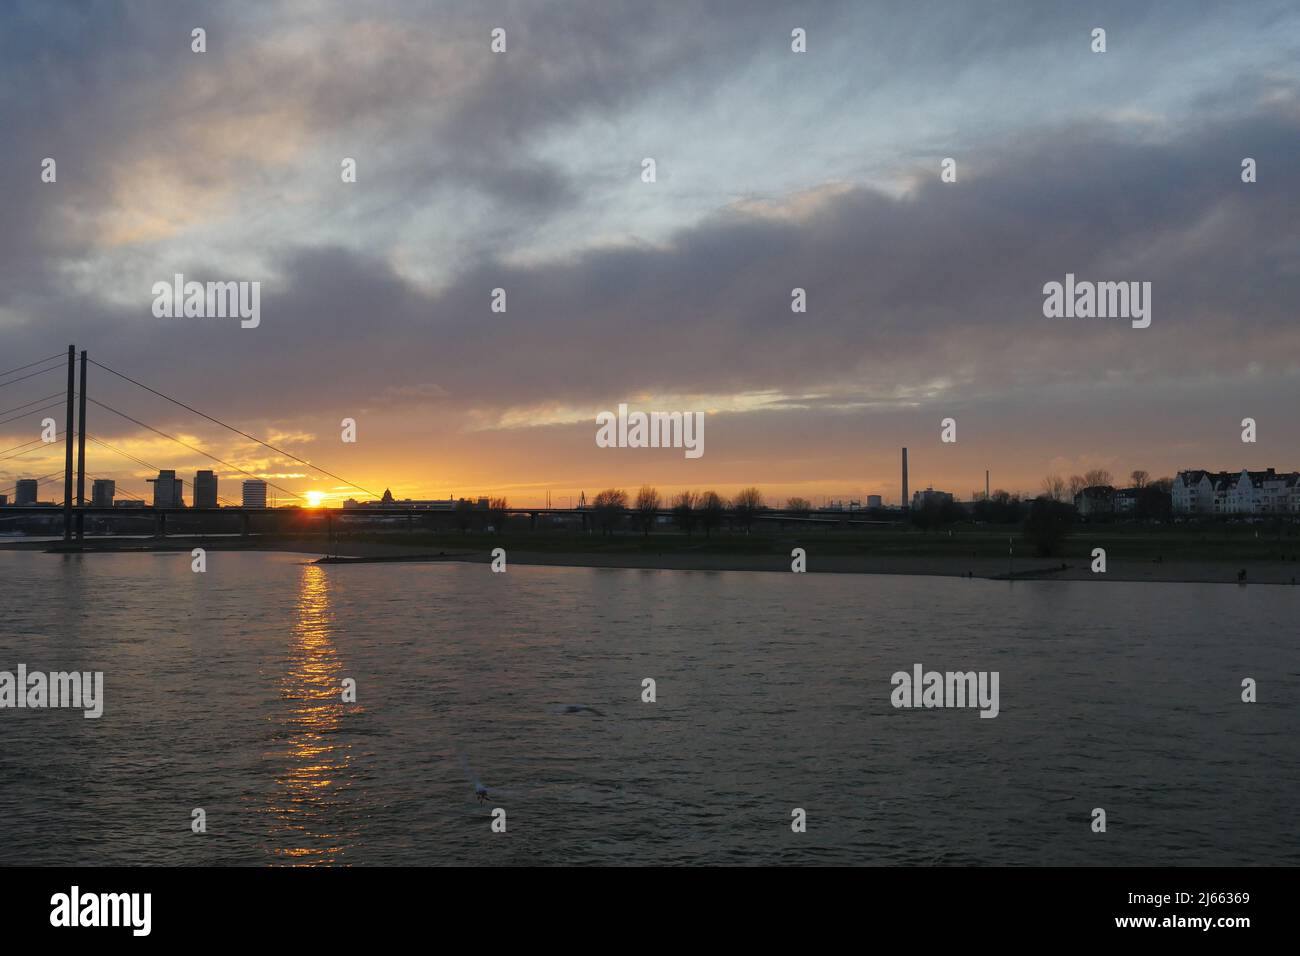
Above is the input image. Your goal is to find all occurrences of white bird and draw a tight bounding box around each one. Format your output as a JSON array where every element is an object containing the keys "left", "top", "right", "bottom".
[{"left": 457, "top": 752, "right": 516, "bottom": 805}]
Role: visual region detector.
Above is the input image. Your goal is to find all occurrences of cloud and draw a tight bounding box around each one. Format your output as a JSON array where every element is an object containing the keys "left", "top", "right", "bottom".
[{"left": 367, "top": 383, "right": 451, "bottom": 407}]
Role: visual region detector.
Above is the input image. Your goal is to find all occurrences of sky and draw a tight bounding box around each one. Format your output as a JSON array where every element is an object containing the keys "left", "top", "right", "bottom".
[{"left": 2, "top": 0, "right": 1298, "bottom": 508}]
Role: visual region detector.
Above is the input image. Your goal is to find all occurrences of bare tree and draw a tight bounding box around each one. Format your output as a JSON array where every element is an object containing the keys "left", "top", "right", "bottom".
[
  {"left": 1130, "top": 470, "right": 1150, "bottom": 489},
  {"left": 732, "top": 487, "right": 764, "bottom": 533},
  {"left": 592, "top": 488, "right": 628, "bottom": 535},
  {"left": 1083, "top": 468, "right": 1113, "bottom": 488},
  {"left": 487, "top": 496, "right": 508, "bottom": 532},
  {"left": 785, "top": 496, "right": 812, "bottom": 516},
  {"left": 1068, "top": 475, "right": 1087, "bottom": 498},
  {"left": 699, "top": 490, "right": 726, "bottom": 538},
  {"left": 671, "top": 490, "right": 699, "bottom": 537},
  {"left": 634, "top": 485, "right": 660, "bottom": 536},
  {"left": 1040, "top": 474, "right": 1066, "bottom": 502}
]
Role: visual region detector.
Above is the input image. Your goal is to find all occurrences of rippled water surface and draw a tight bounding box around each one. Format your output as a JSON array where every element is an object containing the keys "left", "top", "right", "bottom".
[{"left": 1, "top": 550, "right": 1296, "bottom": 865}]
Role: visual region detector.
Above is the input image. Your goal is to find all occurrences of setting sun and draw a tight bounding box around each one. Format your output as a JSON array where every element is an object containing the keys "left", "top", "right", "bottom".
[{"left": 305, "top": 491, "right": 324, "bottom": 508}]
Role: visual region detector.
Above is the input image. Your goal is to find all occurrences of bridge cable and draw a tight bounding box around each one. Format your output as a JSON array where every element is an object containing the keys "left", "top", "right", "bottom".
[
  {"left": 0, "top": 358, "right": 67, "bottom": 391},
  {"left": 87, "top": 358, "right": 376, "bottom": 498},
  {"left": 85, "top": 397, "right": 302, "bottom": 500}
]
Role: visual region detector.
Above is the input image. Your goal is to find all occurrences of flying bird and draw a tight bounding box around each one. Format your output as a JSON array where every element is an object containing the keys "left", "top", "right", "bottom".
[{"left": 457, "top": 752, "right": 516, "bottom": 805}]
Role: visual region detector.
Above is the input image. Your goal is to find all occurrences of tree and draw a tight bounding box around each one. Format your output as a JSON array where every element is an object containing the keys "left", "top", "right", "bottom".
[
  {"left": 1130, "top": 470, "right": 1150, "bottom": 489},
  {"left": 1135, "top": 481, "right": 1173, "bottom": 521},
  {"left": 1023, "top": 497, "right": 1075, "bottom": 556},
  {"left": 453, "top": 498, "right": 475, "bottom": 532},
  {"left": 1068, "top": 475, "right": 1087, "bottom": 498},
  {"left": 634, "top": 485, "right": 660, "bottom": 536},
  {"left": 1040, "top": 474, "right": 1066, "bottom": 502},
  {"left": 699, "top": 490, "right": 726, "bottom": 538},
  {"left": 671, "top": 490, "right": 699, "bottom": 537},
  {"left": 732, "top": 487, "right": 764, "bottom": 533},
  {"left": 592, "top": 488, "right": 627, "bottom": 535},
  {"left": 973, "top": 490, "right": 1023, "bottom": 525},
  {"left": 487, "top": 496, "right": 509, "bottom": 532},
  {"left": 912, "top": 496, "right": 964, "bottom": 531},
  {"left": 785, "top": 496, "right": 812, "bottom": 517},
  {"left": 1083, "top": 469, "right": 1113, "bottom": 488}
]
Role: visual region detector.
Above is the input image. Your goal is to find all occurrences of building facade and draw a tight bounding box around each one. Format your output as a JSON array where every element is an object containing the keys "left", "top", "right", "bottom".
[
  {"left": 911, "top": 487, "right": 953, "bottom": 509},
  {"left": 194, "top": 470, "right": 218, "bottom": 508},
  {"left": 91, "top": 479, "right": 115, "bottom": 507},
  {"left": 1074, "top": 485, "right": 1114, "bottom": 516},
  {"left": 14, "top": 479, "right": 38, "bottom": 506},
  {"left": 342, "top": 492, "right": 487, "bottom": 510},
  {"left": 1173, "top": 468, "right": 1300, "bottom": 515},
  {"left": 242, "top": 479, "right": 268, "bottom": 508},
  {"left": 147, "top": 469, "right": 184, "bottom": 508}
]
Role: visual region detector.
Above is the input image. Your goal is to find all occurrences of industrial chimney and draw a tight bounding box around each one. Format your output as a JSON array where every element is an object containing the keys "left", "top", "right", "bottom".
[{"left": 901, "top": 447, "right": 909, "bottom": 512}]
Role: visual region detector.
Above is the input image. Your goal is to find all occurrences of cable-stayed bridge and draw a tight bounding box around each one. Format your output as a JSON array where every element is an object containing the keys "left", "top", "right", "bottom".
[{"left": 0, "top": 345, "right": 385, "bottom": 546}]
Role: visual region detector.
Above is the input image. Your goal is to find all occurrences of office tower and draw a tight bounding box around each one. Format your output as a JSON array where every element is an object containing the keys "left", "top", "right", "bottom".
[
  {"left": 147, "top": 470, "right": 183, "bottom": 508},
  {"left": 242, "top": 479, "right": 267, "bottom": 508},
  {"left": 194, "top": 470, "right": 218, "bottom": 508},
  {"left": 91, "top": 478, "right": 115, "bottom": 507},
  {"left": 15, "top": 479, "right": 38, "bottom": 505}
]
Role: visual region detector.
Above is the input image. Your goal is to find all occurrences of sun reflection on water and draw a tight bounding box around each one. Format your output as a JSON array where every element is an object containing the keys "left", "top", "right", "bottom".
[{"left": 263, "top": 563, "right": 357, "bottom": 864}]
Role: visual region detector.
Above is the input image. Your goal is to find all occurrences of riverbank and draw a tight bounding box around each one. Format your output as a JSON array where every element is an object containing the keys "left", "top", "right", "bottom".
[{"left": 4, "top": 531, "right": 1299, "bottom": 585}]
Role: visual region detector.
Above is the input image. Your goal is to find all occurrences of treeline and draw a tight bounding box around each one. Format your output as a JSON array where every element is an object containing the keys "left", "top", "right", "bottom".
[
  {"left": 1038, "top": 468, "right": 1174, "bottom": 506},
  {"left": 590, "top": 486, "right": 766, "bottom": 536}
]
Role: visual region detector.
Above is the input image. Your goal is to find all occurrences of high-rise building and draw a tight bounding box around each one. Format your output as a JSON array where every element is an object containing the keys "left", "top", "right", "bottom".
[
  {"left": 242, "top": 479, "right": 267, "bottom": 508},
  {"left": 91, "top": 479, "right": 115, "bottom": 507},
  {"left": 0, "top": 494, "right": 8, "bottom": 506},
  {"left": 15, "top": 479, "right": 38, "bottom": 505},
  {"left": 147, "top": 470, "right": 184, "bottom": 508},
  {"left": 194, "top": 470, "right": 218, "bottom": 508}
]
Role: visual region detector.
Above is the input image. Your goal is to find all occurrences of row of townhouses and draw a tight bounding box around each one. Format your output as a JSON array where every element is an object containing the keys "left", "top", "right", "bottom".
[{"left": 1173, "top": 468, "right": 1300, "bottom": 515}]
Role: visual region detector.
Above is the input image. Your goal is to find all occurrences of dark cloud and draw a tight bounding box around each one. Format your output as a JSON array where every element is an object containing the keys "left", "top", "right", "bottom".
[{"left": 5, "top": 91, "right": 1299, "bottom": 425}]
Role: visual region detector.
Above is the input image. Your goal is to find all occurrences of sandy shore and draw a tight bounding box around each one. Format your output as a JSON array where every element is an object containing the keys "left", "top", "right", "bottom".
[{"left": 4, "top": 534, "right": 1299, "bottom": 585}]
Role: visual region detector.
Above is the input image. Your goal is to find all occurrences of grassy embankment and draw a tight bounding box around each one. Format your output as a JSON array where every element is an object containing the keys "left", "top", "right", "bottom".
[{"left": 309, "top": 522, "right": 1300, "bottom": 565}]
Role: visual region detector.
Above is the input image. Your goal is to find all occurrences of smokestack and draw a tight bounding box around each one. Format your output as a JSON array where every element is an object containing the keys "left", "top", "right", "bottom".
[
  {"left": 902, "top": 447, "right": 909, "bottom": 511},
  {"left": 985, "top": 470, "right": 990, "bottom": 501}
]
